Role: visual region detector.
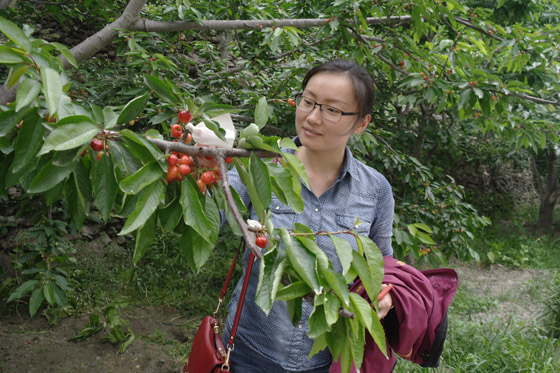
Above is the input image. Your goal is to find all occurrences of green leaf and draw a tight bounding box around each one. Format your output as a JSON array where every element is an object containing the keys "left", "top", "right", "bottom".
[
  {"left": 324, "top": 292, "right": 340, "bottom": 326},
  {"left": 308, "top": 304, "right": 330, "bottom": 339},
  {"left": 52, "top": 283, "right": 67, "bottom": 307},
  {"left": 116, "top": 93, "right": 150, "bottom": 126},
  {"left": 180, "top": 178, "right": 213, "bottom": 243},
  {"left": 297, "top": 237, "right": 329, "bottom": 274},
  {"left": 8, "top": 279, "right": 38, "bottom": 302},
  {"left": 54, "top": 274, "right": 73, "bottom": 291},
  {"left": 119, "top": 180, "right": 164, "bottom": 235},
  {"left": 309, "top": 333, "right": 328, "bottom": 357},
  {"left": 93, "top": 153, "right": 118, "bottom": 221},
  {"left": 15, "top": 78, "right": 41, "bottom": 112},
  {"left": 119, "top": 129, "right": 162, "bottom": 163},
  {"left": 143, "top": 75, "right": 178, "bottom": 105},
  {"left": 256, "top": 246, "right": 287, "bottom": 315},
  {"left": 133, "top": 213, "right": 156, "bottom": 264},
  {"left": 330, "top": 235, "right": 353, "bottom": 275},
  {"left": 27, "top": 156, "right": 76, "bottom": 193},
  {"left": 325, "top": 319, "right": 348, "bottom": 361},
  {"left": 0, "top": 45, "right": 25, "bottom": 63},
  {"left": 359, "top": 235, "right": 384, "bottom": 309},
  {"left": 0, "top": 109, "right": 25, "bottom": 137},
  {"left": 41, "top": 66, "right": 62, "bottom": 115},
  {"left": 322, "top": 269, "right": 350, "bottom": 308},
  {"left": 8, "top": 64, "right": 30, "bottom": 88},
  {"left": 12, "top": 109, "right": 45, "bottom": 173},
  {"left": 42, "top": 283, "right": 55, "bottom": 305},
  {"left": 29, "top": 288, "right": 44, "bottom": 317},
  {"left": 50, "top": 42, "right": 78, "bottom": 68},
  {"left": 254, "top": 96, "right": 270, "bottom": 129},
  {"left": 250, "top": 152, "right": 271, "bottom": 211},
  {"left": 281, "top": 228, "right": 321, "bottom": 294},
  {"left": 350, "top": 250, "right": 376, "bottom": 302},
  {"left": 275, "top": 281, "right": 312, "bottom": 301},
  {"left": 119, "top": 161, "right": 162, "bottom": 195},
  {"left": 64, "top": 161, "right": 91, "bottom": 230},
  {"left": 0, "top": 16, "right": 32, "bottom": 51},
  {"left": 158, "top": 197, "right": 183, "bottom": 232},
  {"left": 38, "top": 120, "right": 99, "bottom": 155},
  {"left": 350, "top": 292, "right": 387, "bottom": 358},
  {"left": 282, "top": 152, "right": 310, "bottom": 189},
  {"left": 234, "top": 158, "right": 265, "bottom": 222},
  {"left": 179, "top": 226, "right": 215, "bottom": 272}
]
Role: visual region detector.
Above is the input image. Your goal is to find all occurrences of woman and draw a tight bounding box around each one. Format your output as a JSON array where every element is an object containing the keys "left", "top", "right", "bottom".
[{"left": 222, "top": 59, "right": 395, "bottom": 372}]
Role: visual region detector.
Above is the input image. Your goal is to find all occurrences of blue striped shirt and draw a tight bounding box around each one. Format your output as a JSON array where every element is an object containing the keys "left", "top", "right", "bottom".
[{"left": 223, "top": 139, "right": 394, "bottom": 370}]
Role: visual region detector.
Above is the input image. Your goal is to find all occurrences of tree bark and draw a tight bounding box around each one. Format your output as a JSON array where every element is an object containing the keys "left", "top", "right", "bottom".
[
  {"left": 536, "top": 149, "right": 560, "bottom": 232},
  {"left": 0, "top": 0, "right": 14, "bottom": 10}
]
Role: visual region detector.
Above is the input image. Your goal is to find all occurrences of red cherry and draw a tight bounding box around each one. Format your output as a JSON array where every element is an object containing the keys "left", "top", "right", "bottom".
[
  {"left": 178, "top": 164, "right": 191, "bottom": 175},
  {"left": 255, "top": 236, "right": 268, "bottom": 249},
  {"left": 167, "top": 165, "right": 179, "bottom": 183},
  {"left": 184, "top": 133, "right": 193, "bottom": 143},
  {"left": 171, "top": 124, "right": 183, "bottom": 138},
  {"left": 178, "top": 110, "right": 192, "bottom": 123},
  {"left": 90, "top": 138, "right": 103, "bottom": 151},
  {"left": 178, "top": 155, "right": 192, "bottom": 165},
  {"left": 196, "top": 179, "right": 207, "bottom": 194},
  {"left": 168, "top": 154, "right": 178, "bottom": 167},
  {"left": 200, "top": 171, "right": 216, "bottom": 185},
  {"left": 96, "top": 151, "right": 104, "bottom": 161},
  {"left": 287, "top": 98, "right": 296, "bottom": 107},
  {"left": 225, "top": 157, "right": 233, "bottom": 164}
]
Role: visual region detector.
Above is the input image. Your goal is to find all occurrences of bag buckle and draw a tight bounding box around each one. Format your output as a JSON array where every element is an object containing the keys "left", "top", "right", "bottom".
[
  {"left": 213, "top": 297, "right": 224, "bottom": 317},
  {"left": 221, "top": 344, "right": 234, "bottom": 371}
]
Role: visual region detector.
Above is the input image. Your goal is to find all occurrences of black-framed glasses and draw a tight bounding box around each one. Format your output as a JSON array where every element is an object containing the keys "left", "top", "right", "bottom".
[{"left": 295, "top": 94, "right": 360, "bottom": 123}]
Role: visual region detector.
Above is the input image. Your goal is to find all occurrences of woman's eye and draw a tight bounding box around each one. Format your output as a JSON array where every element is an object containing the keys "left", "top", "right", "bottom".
[
  {"left": 326, "top": 106, "right": 341, "bottom": 114},
  {"left": 303, "top": 99, "right": 314, "bottom": 106}
]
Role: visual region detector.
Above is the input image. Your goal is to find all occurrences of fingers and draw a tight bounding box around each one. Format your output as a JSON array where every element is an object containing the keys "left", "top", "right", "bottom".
[{"left": 376, "top": 284, "right": 394, "bottom": 319}]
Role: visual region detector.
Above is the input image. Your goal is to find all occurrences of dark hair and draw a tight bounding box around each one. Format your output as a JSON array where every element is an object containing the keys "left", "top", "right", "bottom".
[{"left": 301, "top": 59, "right": 375, "bottom": 117}]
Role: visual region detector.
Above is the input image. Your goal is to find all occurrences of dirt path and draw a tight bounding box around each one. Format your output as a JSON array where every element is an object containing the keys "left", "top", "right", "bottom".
[{"left": 0, "top": 262, "right": 553, "bottom": 372}]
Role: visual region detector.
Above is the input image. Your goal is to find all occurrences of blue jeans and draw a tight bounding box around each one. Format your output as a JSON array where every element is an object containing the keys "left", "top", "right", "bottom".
[{"left": 228, "top": 337, "right": 331, "bottom": 373}]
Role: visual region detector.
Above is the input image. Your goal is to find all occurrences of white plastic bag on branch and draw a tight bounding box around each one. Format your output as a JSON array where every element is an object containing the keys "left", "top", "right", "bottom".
[{"left": 185, "top": 113, "right": 236, "bottom": 148}]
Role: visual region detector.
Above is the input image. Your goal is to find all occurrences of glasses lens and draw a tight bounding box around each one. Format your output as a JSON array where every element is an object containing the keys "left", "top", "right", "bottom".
[
  {"left": 296, "top": 96, "right": 313, "bottom": 111},
  {"left": 321, "top": 106, "right": 342, "bottom": 122}
]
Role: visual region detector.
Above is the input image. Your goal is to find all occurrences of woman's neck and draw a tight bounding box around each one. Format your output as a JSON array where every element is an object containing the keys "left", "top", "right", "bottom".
[{"left": 296, "top": 146, "right": 346, "bottom": 197}]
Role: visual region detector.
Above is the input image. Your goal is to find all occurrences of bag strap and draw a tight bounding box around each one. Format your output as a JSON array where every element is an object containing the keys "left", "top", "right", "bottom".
[
  {"left": 227, "top": 250, "right": 255, "bottom": 348},
  {"left": 213, "top": 240, "right": 244, "bottom": 317}
]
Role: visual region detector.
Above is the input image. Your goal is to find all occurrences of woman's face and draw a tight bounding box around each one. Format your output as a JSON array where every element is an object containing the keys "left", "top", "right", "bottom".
[{"left": 295, "top": 72, "right": 370, "bottom": 154}]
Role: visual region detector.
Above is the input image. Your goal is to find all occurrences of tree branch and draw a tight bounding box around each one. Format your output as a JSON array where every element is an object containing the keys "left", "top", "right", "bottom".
[
  {"left": 0, "top": 0, "right": 14, "bottom": 9},
  {"left": 63, "top": 0, "right": 147, "bottom": 68},
  {"left": 216, "top": 154, "right": 263, "bottom": 259},
  {"left": 129, "top": 16, "right": 412, "bottom": 33}
]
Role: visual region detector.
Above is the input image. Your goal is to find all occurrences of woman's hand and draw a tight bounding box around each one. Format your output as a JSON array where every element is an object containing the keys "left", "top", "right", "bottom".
[{"left": 376, "top": 284, "right": 394, "bottom": 319}]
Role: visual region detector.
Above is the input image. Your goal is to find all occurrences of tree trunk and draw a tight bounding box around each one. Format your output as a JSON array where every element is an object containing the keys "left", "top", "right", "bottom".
[{"left": 535, "top": 149, "right": 560, "bottom": 233}]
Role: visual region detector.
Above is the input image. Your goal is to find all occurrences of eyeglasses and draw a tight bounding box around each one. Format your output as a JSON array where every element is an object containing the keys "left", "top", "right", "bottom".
[{"left": 295, "top": 94, "right": 360, "bottom": 123}]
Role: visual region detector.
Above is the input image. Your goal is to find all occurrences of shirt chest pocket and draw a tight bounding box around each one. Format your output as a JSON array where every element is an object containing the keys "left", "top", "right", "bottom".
[
  {"left": 335, "top": 213, "right": 372, "bottom": 236},
  {"left": 270, "top": 199, "right": 298, "bottom": 228}
]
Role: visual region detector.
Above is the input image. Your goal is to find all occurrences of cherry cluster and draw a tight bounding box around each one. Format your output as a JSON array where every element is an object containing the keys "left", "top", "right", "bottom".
[{"left": 165, "top": 110, "right": 233, "bottom": 194}]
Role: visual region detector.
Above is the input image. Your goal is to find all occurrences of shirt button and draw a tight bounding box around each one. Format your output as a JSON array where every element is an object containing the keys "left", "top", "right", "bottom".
[
  {"left": 314, "top": 208, "right": 319, "bottom": 212},
  {"left": 298, "top": 324, "right": 303, "bottom": 329},
  {"left": 275, "top": 206, "right": 280, "bottom": 210}
]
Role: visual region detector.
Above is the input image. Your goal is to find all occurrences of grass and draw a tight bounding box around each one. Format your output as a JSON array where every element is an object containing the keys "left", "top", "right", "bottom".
[{"left": 394, "top": 205, "right": 560, "bottom": 372}]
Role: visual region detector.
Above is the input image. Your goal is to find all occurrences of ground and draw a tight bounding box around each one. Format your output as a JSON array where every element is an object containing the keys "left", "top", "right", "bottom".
[{"left": 0, "top": 252, "right": 552, "bottom": 372}]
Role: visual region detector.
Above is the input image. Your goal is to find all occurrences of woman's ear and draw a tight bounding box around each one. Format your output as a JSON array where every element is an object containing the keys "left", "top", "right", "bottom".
[{"left": 353, "top": 114, "right": 371, "bottom": 135}]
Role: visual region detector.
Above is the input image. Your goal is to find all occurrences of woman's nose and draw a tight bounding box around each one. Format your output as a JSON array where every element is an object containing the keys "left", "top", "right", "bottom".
[{"left": 306, "top": 105, "right": 322, "bottom": 123}]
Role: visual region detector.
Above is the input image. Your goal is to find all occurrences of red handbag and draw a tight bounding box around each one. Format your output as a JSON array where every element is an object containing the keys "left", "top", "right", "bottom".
[{"left": 185, "top": 242, "right": 255, "bottom": 373}]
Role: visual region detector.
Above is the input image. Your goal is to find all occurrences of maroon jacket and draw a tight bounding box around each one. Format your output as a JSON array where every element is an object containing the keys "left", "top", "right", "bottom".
[{"left": 330, "top": 256, "right": 458, "bottom": 372}]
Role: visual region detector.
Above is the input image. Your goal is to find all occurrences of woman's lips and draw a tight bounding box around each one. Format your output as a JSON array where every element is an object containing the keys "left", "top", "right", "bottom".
[{"left": 302, "top": 126, "right": 322, "bottom": 136}]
